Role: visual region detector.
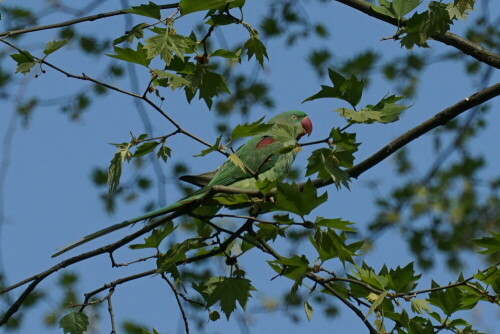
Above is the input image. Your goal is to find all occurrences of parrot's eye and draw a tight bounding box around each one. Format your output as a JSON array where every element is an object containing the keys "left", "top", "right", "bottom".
[{"left": 291, "top": 115, "right": 297, "bottom": 120}]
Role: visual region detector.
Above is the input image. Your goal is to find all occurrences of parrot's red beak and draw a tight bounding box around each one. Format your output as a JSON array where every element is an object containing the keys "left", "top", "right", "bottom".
[{"left": 301, "top": 116, "right": 313, "bottom": 137}]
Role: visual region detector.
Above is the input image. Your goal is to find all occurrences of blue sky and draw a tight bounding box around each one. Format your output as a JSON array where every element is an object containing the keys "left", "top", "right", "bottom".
[{"left": 1, "top": 1, "right": 499, "bottom": 333}]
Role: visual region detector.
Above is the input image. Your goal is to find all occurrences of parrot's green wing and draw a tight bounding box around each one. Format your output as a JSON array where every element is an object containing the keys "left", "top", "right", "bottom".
[{"left": 53, "top": 111, "right": 311, "bottom": 257}]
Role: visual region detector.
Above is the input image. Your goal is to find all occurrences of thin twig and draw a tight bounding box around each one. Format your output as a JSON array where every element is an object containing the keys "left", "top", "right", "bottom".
[
  {"left": 0, "top": 4, "right": 180, "bottom": 38},
  {"left": 161, "top": 273, "right": 190, "bottom": 334},
  {"left": 79, "top": 270, "right": 157, "bottom": 312},
  {"left": 299, "top": 137, "right": 330, "bottom": 147},
  {"left": 107, "top": 288, "right": 118, "bottom": 334},
  {"left": 311, "top": 274, "right": 378, "bottom": 334},
  {"left": 109, "top": 253, "right": 157, "bottom": 267}
]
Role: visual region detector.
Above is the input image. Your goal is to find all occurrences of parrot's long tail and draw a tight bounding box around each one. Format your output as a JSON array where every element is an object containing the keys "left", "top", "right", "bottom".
[{"left": 52, "top": 190, "right": 207, "bottom": 258}]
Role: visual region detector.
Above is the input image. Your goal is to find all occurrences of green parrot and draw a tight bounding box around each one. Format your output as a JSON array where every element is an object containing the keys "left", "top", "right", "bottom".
[{"left": 52, "top": 111, "right": 312, "bottom": 257}]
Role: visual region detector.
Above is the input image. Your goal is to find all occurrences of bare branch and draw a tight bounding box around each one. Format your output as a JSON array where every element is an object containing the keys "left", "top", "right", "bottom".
[
  {"left": 0, "top": 4, "right": 180, "bottom": 38},
  {"left": 107, "top": 289, "right": 118, "bottom": 334},
  {"left": 161, "top": 273, "right": 190, "bottom": 334},
  {"left": 333, "top": 0, "right": 500, "bottom": 68}
]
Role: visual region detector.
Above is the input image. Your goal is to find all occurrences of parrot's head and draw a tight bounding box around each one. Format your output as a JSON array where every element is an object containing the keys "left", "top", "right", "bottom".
[{"left": 268, "top": 111, "right": 313, "bottom": 138}]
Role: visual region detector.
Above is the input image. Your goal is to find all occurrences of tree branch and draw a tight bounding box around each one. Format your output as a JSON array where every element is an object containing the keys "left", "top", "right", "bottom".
[
  {"left": 333, "top": 0, "right": 500, "bottom": 69},
  {"left": 343, "top": 82, "right": 500, "bottom": 179},
  {"left": 161, "top": 273, "right": 190, "bottom": 334},
  {"left": 310, "top": 274, "right": 378, "bottom": 334},
  {"left": 0, "top": 4, "right": 180, "bottom": 38}
]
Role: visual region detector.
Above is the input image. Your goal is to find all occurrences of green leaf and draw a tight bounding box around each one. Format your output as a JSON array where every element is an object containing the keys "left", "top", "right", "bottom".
[
  {"left": 411, "top": 299, "right": 431, "bottom": 314},
  {"left": 315, "top": 217, "right": 356, "bottom": 232},
  {"left": 184, "top": 66, "right": 230, "bottom": 108},
  {"left": 10, "top": 50, "right": 37, "bottom": 74},
  {"left": 157, "top": 145, "right": 172, "bottom": 162},
  {"left": 124, "top": 1, "right": 161, "bottom": 19},
  {"left": 352, "top": 264, "right": 390, "bottom": 290},
  {"left": 268, "top": 254, "right": 310, "bottom": 281},
  {"left": 192, "top": 277, "right": 255, "bottom": 319},
  {"left": 474, "top": 266, "right": 499, "bottom": 292},
  {"left": 305, "top": 148, "right": 351, "bottom": 190},
  {"left": 144, "top": 29, "right": 196, "bottom": 65},
  {"left": 230, "top": 116, "right": 274, "bottom": 141},
  {"left": 268, "top": 180, "right": 327, "bottom": 216},
  {"left": 180, "top": 0, "right": 235, "bottom": 15},
  {"left": 428, "top": 281, "right": 473, "bottom": 316},
  {"left": 107, "top": 142, "right": 133, "bottom": 193},
  {"left": 107, "top": 43, "right": 151, "bottom": 66},
  {"left": 400, "top": 11, "right": 431, "bottom": 49},
  {"left": 134, "top": 141, "right": 160, "bottom": 157},
  {"left": 446, "top": 0, "right": 474, "bottom": 20},
  {"left": 113, "top": 23, "right": 149, "bottom": 45},
  {"left": 392, "top": 0, "right": 422, "bottom": 19},
  {"left": 129, "top": 222, "right": 176, "bottom": 249},
  {"left": 108, "top": 154, "right": 123, "bottom": 194},
  {"left": 206, "top": 15, "right": 237, "bottom": 26},
  {"left": 303, "top": 68, "right": 364, "bottom": 108},
  {"left": 408, "top": 316, "right": 435, "bottom": 333},
  {"left": 310, "top": 228, "right": 357, "bottom": 264},
  {"left": 43, "top": 39, "right": 69, "bottom": 56},
  {"left": 273, "top": 213, "right": 295, "bottom": 225},
  {"left": 243, "top": 33, "right": 268, "bottom": 67},
  {"left": 157, "top": 238, "right": 205, "bottom": 273},
  {"left": 371, "top": 0, "right": 396, "bottom": 18},
  {"left": 304, "top": 300, "right": 313, "bottom": 320},
  {"left": 366, "top": 291, "right": 388, "bottom": 318},
  {"left": 386, "top": 262, "right": 421, "bottom": 293},
  {"left": 427, "top": 1, "right": 452, "bottom": 34},
  {"left": 400, "top": 2, "right": 452, "bottom": 49},
  {"left": 194, "top": 136, "right": 222, "bottom": 157},
  {"left": 329, "top": 128, "right": 360, "bottom": 167},
  {"left": 335, "top": 95, "right": 409, "bottom": 124},
  {"left": 211, "top": 48, "right": 241, "bottom": 60},
  {"left": 371, "top": 0, "right": 422, "bottom": 20},
  {"left": 473, "top": 231, "right": 500, "bottom": 254},
  {"left": 59, "top": 312, "right": 89, "bottom": 334},
  {"left": 152, "top": 69, "right": 190, "bottom": 90}
]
